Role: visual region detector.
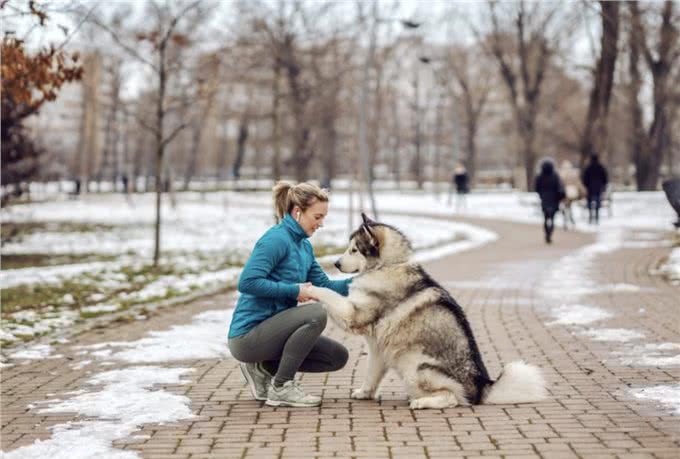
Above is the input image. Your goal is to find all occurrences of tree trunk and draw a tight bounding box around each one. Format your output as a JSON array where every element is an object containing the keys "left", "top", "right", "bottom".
[
  {"left": 391, "top": 95, "right": 401, "bottom": 189},
  {"left": 461, "top": 91, "right": 479, "bottom": 186},
  {"left": 232, "top": 115, "right": 249, "bottom": 179},
  {"left": 412, "top": 70, "right": 423, "bottom": 189},
  {"left": 629, "top": 0, "right": 677, "bottom": 190},
  {"left": 433, "top": 96, "right": 444, "bottom": 197},
  {"left": 579, "top": 1, "right": 620, "bottom": 166},
  {"left": 271, "top": 62, "right": 282, "bottom": 181},
  {"left": 153, "top": 46, "right": 166, "bottom": 267},
  {"left": 522, "top": 134, "right": 537, "bottom": 192},
  {"left": 183, "top": 124, "right": 202, "bottom": 191},
  {"left": 216, "top": 108, "right": 229, "bottom": 182},
  {"left": 519, "top": 108, "right": 538, "bottom": 191},
  {"left": 292, "top": 127, "right": 310, "bottom": 182},
  {"left": 321, "top": 110, "right": 337, "bottom": 189},
  {"left": 283, "top": 39, "right": 311, "bottom": 183},
  {"left": 465, "top": 118, "right": 478, "bottom": 187}
]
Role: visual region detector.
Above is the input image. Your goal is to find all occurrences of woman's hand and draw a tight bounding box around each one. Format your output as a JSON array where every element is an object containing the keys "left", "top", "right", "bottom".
[{"left": 297, "top": 282, "right": 318, "bottom": 303}]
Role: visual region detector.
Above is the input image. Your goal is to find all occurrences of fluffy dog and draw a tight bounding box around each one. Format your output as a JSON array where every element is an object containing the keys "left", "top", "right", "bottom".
[{"left": 308, "top": 213, "right": 547, "bottom": 409}]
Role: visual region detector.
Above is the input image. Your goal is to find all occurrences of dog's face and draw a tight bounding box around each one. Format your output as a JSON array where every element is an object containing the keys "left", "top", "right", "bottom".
[
  {"left": 335, "top": 226, "right": 378, "bottom": 273},
  {"left": 334, "top": 213, "right": 412, "bottom": 273},
  {"left": 334, "top": 237, "right": 369, "bottom": 273}
]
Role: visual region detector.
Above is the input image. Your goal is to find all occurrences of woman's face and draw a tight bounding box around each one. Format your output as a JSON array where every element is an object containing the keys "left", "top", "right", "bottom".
[{"left": 294, "top": 200, "right": 328, "bottom": 237}]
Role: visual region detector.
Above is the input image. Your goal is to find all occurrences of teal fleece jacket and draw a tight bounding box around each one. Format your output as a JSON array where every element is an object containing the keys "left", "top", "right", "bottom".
[{"left": 228, "top": 213, "right": 351, "bottom": 338}]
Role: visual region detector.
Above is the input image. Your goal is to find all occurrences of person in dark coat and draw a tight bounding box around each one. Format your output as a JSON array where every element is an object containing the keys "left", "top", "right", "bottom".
[
  {"left": 452, "top": 162, "right": 469, "bottom": 212},
  {"left": 581, "top": 154, "right": 609, "bottom": 224},
  {"left": 535, "top": 160, "right": 565, "bottom": 244}
]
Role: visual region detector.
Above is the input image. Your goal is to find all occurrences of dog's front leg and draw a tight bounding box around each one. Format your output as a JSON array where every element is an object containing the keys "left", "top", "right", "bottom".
[
  {"left": 307, "top": 286, "right": 355, "bottom": 328},
  {"left": 352, "top": 336, "right": 387, "bottom": 400}
]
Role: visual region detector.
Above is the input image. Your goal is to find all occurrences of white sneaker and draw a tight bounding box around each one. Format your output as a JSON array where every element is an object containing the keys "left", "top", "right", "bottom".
[
  {"left": 239, "top": 362, "right": 271, "bottom": 401},
  {"left": 265, "top": 380, "right": 321, "bottom": 407}
]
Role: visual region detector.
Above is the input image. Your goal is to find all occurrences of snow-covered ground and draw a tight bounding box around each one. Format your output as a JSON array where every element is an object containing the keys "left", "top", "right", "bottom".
[{"left": 1, "top": 189, "right": 678, "bottom": 458}]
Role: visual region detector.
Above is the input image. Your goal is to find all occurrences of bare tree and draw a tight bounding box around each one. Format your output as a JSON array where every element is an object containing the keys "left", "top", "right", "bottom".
[
  {"left": 579, "top": 1, "right": 620, "bottom": 166},
  {"left": 236, "top": 0, "right": 358, "bottom": 183},
  {"left": 483, "top": 0, "right": 569, "bottom": 190},
  {"left": 628, "top": 1, "right": 679, "bottom": 190},
  {"left": 82, "top": 0, "right": 211, "bottom": 266},
  {"left": 438, "top": 45, "right": 492, "bottom": 186},
  {"left": 356, "top": 0, "right": 381, "bottom": 216},
  {"left": 182, "top": 53, "right": 221, "bottom": 190}
]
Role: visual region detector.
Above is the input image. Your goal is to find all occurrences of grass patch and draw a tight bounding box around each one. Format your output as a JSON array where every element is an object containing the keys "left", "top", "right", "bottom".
[
  {"left": 1, "top": 222, "right": 47, "bottom": 244},
  {"left": 0, "top": 280, "right": 103, "bottom": 316},
  {"left": 0, "top": 247, "right": 247, "bottom": 347},
  {"left": 1, "top": 221, "right": 118, "bottom": 245},
  {"left": 1, "top": 253, "right": 119, "bottom": 270}
]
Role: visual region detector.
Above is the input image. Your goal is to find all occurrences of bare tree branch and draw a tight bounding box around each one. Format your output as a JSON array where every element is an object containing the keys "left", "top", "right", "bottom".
[{"left": 162, "top": 123, "right": 188, "bottom": 149}]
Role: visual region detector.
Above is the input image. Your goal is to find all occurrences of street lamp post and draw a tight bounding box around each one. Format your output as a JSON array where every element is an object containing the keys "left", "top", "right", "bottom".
[
  {"left": 412, "top": 55, "right": 431, "bottom": 190},
  {"left": 357, "top": 0, "right": 380, "bottom": 221}
]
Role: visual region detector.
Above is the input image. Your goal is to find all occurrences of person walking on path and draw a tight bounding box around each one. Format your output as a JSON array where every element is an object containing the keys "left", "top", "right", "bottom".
[
  {"left": 581, "top": 153, "right": 609, "bottom": 224},
  {"left": 450, "top": 162, "right": 470, "bottom": 211},
  {"left": 558, "top": 160, "right": 585, "bottom": 229},
  {"left": 228, "top": 181, "right": 351, "bottom": 408},
  {"left": 535, "top": 160, "right": 565, "bottom": 244}
]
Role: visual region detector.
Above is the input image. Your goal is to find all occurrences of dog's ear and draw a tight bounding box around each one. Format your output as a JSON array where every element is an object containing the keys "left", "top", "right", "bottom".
[
  {"left": 361, "top": 212, "right": 375, "bottom": 225},
  {"left": 362, "top": 224, "right": 378, "bottom": 247}
]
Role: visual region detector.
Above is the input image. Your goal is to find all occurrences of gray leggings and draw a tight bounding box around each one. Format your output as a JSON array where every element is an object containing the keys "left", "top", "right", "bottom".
[{"left": 228, "top": 303, "right": 349, "bottom": 385}]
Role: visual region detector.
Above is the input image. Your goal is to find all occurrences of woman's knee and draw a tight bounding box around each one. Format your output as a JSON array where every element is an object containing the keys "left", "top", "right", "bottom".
[
  {"left": 333, "top": 344, "right": 349, "bottom": 370},
  {"left": 303, "top": 302, "right": 327, "bottom": 330}
]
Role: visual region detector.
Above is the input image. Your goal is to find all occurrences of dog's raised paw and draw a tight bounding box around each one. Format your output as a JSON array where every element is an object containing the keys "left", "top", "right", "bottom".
[{"left": 351, "top": 388, "right": 374, "bottom": 400}]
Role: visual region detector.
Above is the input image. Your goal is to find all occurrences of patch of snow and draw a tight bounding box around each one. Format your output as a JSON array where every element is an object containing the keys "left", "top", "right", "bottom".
[
  {"left": 9, "top": 344, "right": 54, "bottom": 360},
  {"left": 81, "top": 304, "right": 120, "bottom": 314},
  {"left": 2, "top": 367, "right": 194, "bottom": 459},
  {"left": 581, "top": 328, "right": 645, "bottom": 342},
  {"left": 61, "top": 294, "right": 75, "bottom": 304},
  {"left": 78, "top": 309, "right": 234, "bottom": 364},
  {"left": 622, "top": 240, "right": 673, "bottom": 249},
  {"left": 603, "top": 283, "right": 642, "bottom": 293},
  {"left": 546, "top": 304, "right": 613, "bottom": 326},
  {"left": 412, "top": 222, "right": 498, "bottom": 263},
  {"left": 628, "top": 385, "right": 680, "bottom": 415},
  {"left": 71, "top": 360, "right": 92, "bottom": 370},
  {"left": 0, "top": 259, "right": 134, "bottom": 289},
  {"left": 0, "top": 329, "right": 18, "bottom": 342},
  {"left": 118, "top": 268, "right": 240, "bottom": 303},
  {"left": 615, "top": 343, "right": 680, "bottom": 367},
  {"left": 2, "top": 310, "right": 80, "bottom": 343}
]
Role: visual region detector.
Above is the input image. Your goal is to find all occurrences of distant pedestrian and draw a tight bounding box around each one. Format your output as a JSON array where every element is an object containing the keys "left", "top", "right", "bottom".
[
  {"left": 662, "top": 177, "right": 680, "bottom": 228},
  {"left": 581, "top": 153, "right": 608, "bottom": 224},
  {"left": 69, "top": 178, "right": 81, "bottom": 200},
  {"left": 452, "top": 162, "right": 469, "bottom": 212},
  {"left": 535, "top": 160, "right": 565, "bottom": 244},
  {"left": 558, "top": 160, "right": 584, "bottom": 229}
]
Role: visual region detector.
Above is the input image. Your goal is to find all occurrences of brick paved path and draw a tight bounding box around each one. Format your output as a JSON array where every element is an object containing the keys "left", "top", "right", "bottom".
[{"left": 2, "top": 217, "right": 679, "bottom": 458}]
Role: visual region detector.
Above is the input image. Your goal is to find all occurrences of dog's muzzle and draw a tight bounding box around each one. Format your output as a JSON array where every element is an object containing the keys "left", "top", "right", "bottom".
[{"left": 334, "top": 260, "right": 341, "bottom": 270}]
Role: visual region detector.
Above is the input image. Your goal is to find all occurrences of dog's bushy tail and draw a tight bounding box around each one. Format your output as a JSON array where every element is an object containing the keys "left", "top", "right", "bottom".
[{"left": 483, "top": 361, "right": 547, "bottom": 405}]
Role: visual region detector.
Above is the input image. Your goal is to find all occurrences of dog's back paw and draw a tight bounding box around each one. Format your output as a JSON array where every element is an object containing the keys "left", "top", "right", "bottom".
[
  {"left": 409, "top": 392, "right": 458, "bottom": 410},
  {"left": 351, "top": 388, "right": 375, "bottom": 400}
]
